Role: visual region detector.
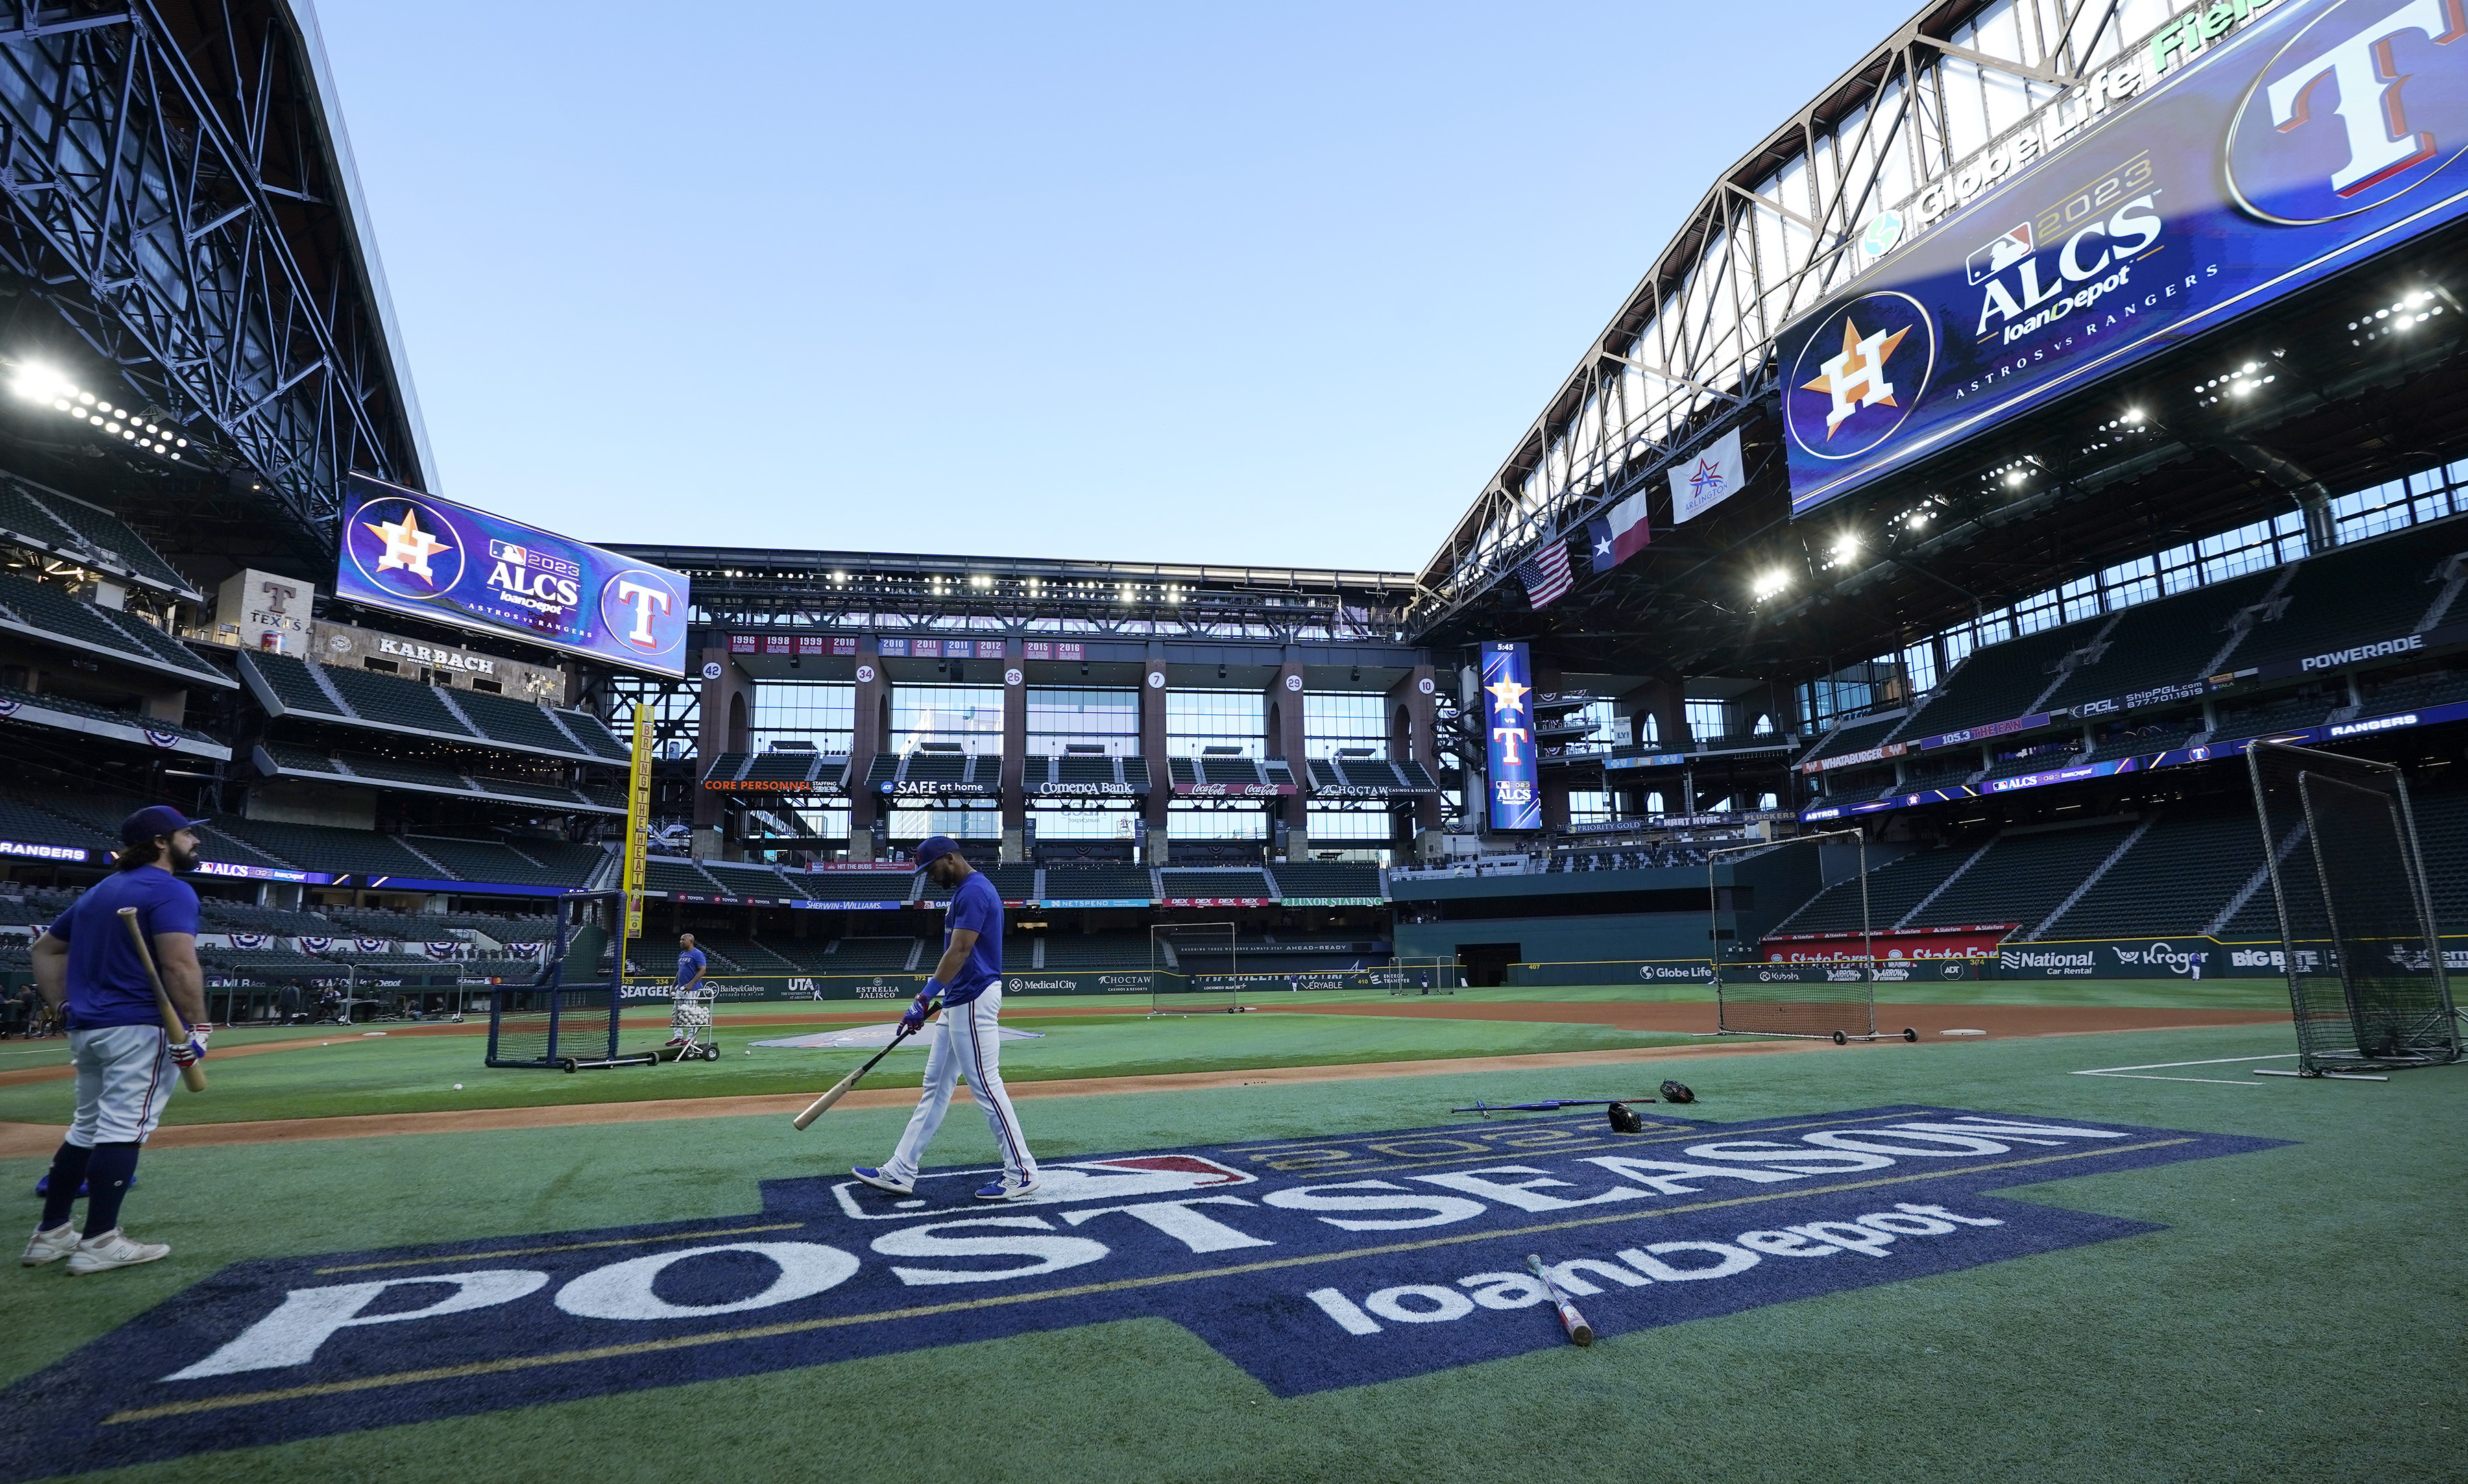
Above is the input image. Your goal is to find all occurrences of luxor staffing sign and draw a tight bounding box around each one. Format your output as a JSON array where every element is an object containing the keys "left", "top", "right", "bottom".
[
  {"left": 1481, "top": 640, "right": 1541, "bottom": 831},
  {"left": 334, "top": 474, "right": 690, "bottom": 677},
  {"left": 1779, "top": 0, "right": 2468, "bottom": 518}
]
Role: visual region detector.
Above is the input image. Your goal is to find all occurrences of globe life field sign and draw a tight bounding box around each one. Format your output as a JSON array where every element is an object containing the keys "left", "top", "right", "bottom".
[
  {"left": 336, "top": 474, "right": 690, "bottom": 677},
  {"left": 1778, "top": 0, "right": 2468, "bottom": 518}
]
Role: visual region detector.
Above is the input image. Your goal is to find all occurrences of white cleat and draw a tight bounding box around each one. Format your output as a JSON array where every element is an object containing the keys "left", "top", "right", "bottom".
[
  {"left": 850, "top": 1166, "right": 915, "bottom": 1197},
  {"left": 64, "top": 1228, "right": 169, "bottom": 1276},
  {"left": 20, "top": 1223, "right": 79, "bottom": 1267}
]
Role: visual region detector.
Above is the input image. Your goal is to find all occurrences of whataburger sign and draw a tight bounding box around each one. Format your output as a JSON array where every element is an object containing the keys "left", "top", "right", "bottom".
[{"left": 0, "top": 1107, "right": 2279, "bottom": 1478}]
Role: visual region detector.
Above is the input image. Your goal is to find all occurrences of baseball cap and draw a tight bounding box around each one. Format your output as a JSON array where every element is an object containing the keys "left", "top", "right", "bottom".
[
  {"left": 120, "top": 805, "right": 206, "bottom": 844},
  {"left": 910, "top": 835, "right": 962, "bottom": 873}
]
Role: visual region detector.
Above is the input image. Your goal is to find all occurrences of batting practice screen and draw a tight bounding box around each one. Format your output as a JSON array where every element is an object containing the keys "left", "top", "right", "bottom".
[
  {"left": 1710, "top": 831, "right": 1878, "bottom": 1041},
  {"left": 2247, "top": 742, "right": 2461, "bottom": 1073},
  {"left": 486, "top": 892, "right": 624, "bottom": 1069}
]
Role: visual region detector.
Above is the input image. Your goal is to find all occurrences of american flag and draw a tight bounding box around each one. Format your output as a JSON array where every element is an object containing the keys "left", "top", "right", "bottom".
[{"left": 1516, "top": 540, "right": 1574, "bottom": 609}]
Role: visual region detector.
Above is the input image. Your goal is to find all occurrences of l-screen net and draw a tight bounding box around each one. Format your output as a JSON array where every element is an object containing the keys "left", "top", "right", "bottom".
[
  {"left": 1709, "top": 830, "right": 1883, "bottom": 1041},
  {"left": 485, "top": 892, "right": 623, "bottom": 1069},
  {"left": 1150, "top": 922, "right": 1240, "bottom": 1014}
]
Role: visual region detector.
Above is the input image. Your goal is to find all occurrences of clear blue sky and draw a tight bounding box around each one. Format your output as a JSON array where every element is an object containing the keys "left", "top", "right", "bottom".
[{"left": 315, "top": 1, "right": 1890, "bottom": 574}]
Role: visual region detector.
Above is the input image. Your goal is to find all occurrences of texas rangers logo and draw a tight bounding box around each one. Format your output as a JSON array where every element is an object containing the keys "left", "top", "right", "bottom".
[
  {"left": 597, "top": 568, "right": 686, "bottom": 657},
  {"left": 1785, "top": 291, "right": 1937, "bottom": 461},
  {"left": 2226, "top": 0, "right": 2468, "bottom": 223},
  {"left": 343, "top": 496, "right": 468, "bottom": 602}
]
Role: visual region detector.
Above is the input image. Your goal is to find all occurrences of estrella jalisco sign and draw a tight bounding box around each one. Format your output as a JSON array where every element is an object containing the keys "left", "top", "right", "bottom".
[
  {"left": 1780, "top": 0, "right": 2468, "bottom": 517},
  {"left": 0, "top": 1106, "right": 2282, "bottom": 1477}
]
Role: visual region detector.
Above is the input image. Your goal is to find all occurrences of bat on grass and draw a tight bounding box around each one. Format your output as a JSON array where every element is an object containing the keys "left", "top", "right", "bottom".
[
  {"left": 1526, "top": 1254, "right": 1594, "bottom": 1347},
  {"left": 1451, "top": 1098, "right": 1654, "bottom": 1115},
  {"left": 118, "top": 906, "right": 206, "bottom": 1093},
  {"left": 792, "top": 1021, "right": 921, "bottom": 1130}
]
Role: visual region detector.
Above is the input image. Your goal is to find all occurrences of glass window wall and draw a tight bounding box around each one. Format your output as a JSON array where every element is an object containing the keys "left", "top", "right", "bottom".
[
  {"left": 891, "top": 684, "right": 1004, "bottom": 757},
  {"left": 1027, "top": 687, "right": 1138, "bottom": 757},
  {"left": 1168, "top": 690, "right": 1264, "bottom": 759}
]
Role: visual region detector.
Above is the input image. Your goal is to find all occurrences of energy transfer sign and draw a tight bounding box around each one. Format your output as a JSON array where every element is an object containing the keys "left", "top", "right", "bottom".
[
  {"left": 0, "top": 1106, "right": 2284, "bottom": 1477},
  {"left": 335, "top": 474, "right": 690, "bottom": 676},
  {"left": 1778, "top": 0, "right": 2468, "bottom": 518},
  {"left": 1480, "top": 640, "right": 1541, "bottom": 831}
]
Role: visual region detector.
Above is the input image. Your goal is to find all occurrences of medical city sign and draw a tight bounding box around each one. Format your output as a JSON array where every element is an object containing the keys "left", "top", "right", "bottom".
[
  {"left": 1779, "top": 0, "right": 2468, "bottom": 517},
  {"left": 335, "top": 475, "right": 690, "bottom": 676}
]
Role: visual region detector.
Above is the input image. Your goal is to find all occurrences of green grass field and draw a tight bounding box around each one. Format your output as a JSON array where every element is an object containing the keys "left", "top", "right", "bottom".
[{"left": 3, "top": 984, "right": 2458, "bottom": 1482}]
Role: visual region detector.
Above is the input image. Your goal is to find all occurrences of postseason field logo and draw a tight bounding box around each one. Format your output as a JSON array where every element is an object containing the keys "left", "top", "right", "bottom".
[{"left": 0, "top": 1106, "right": 2284, "bottom": 1479}]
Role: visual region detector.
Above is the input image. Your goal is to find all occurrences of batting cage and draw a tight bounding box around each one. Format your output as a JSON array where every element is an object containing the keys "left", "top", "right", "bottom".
[
  {"left": 1384, "top": 956, "right": 1462, "bottom": 995},
  {"left": 1150, "top": 922, "right": 1242, "bottom": 1014},
  {"left": 1708, "top": 831, "right": 1912, "bottom": 1043},
  {"left": 485, "top": 892, "right": 654, "bottom": 1071},
  {"left": 2247, "top": 741, "right": 2462, "bottom": 1075}
]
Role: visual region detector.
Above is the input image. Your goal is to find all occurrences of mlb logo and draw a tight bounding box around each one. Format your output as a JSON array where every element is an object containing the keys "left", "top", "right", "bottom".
[
  {"left": 498, "top": 542, "right": 529, "bottom": 566},
  {"left": 1965, "top": 223, "right": 2033, "bottom": 284}
]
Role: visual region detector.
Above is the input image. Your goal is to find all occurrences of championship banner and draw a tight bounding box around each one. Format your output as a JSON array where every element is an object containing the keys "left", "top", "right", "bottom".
[
  {"left": 1481, "top": 641, "right": 1540, "bottom": 831},
  {"left": 335, "top": 474, "right": 690, "bottom": 676},
  {"left": 622, "top": 707, "right": 652, "bottom": 946},
  {"left": 1778, "top": 0, "right": 2468, "bottom": 518}
]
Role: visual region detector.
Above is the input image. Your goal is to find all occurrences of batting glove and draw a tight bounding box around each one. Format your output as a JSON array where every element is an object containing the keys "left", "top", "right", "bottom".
[
  {"left": 170, "top": 1023, "right": 211, "bottom": 1067},
  {"left": 899, "top": 990, "right": 935, "bottom": 1035}
]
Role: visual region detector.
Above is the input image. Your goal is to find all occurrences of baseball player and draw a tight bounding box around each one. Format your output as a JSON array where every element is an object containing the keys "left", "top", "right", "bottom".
[
  {"left": 19, "top": 805, "right": 210, "bottom": 1275},
  {"left": 665, "top": 932, "right": 707, "bottom": 1052},
  {"left": 853, "top": 836, "right": 1041, "bottom": 1200}
]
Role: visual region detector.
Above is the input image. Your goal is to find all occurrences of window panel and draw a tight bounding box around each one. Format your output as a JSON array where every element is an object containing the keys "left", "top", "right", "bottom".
[
  {"left": 1027, "top": 686, "right": 1138, "bottom": 757},
  {"left": 891, "top": 684, "right": 1004, "bottom": 757},
  {"left": 1168, "top": 689, "right": 1266, "bottom": 758}
]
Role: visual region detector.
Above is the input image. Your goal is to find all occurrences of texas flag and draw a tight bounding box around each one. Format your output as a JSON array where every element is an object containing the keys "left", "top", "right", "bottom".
[{"left": 1584, "top": 487, "right": 1651, "bottom": 572}]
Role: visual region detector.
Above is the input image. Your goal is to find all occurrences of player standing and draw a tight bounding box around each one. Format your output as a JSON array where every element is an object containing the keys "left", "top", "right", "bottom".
[
  {"left": 665, "top": 932, "right": 707, "bottom": 1054},
  {"left": 853, "top": 836, "right": 1041, "bottom": 1200},
  {"left": 19, "top": 807, "right": 210, "bottom": 1274}
]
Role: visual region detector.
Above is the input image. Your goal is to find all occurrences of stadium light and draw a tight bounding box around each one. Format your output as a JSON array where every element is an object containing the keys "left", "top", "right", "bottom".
[
  {"left": 2123, "top": 407, "right": 2144, "bottom": 424},
  {"left": 1752, "top": 568, "right": 1791, "bottom": 602},
  {"left": 2005, "top": 470, "right": 2026, "bottom": 487}
]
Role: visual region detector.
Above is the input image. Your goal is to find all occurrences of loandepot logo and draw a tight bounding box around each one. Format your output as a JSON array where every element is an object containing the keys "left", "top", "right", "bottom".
[
  {"left": 1785, "top": 292, "right": 1937, "bottom": 461},
  {"left": 0, "top": 1107, "right": 2286, "bottom": 1479},
  {"left": 2225, "top": 0, "right": 2468, "bottom": 226}
]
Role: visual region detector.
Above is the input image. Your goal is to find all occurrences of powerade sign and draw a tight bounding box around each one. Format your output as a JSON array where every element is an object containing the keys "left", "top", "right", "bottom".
[
  {"left": 335, "top": 475, "right": 690, "bottom": 677},
  {"left": 0, "top": 1107, "right": 2283, "bottom": 1476},
  {"left": 1481, "top": 640, "right": 1541, "bottom": 831},
  {"left": 1780, "top": 0, "right": 2468, "bottom": 517}
]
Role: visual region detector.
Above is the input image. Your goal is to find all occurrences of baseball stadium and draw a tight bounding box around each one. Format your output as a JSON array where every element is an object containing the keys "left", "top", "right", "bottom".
[{"left": 1, "top": 1, "right": 2463, "bottom": 1480}]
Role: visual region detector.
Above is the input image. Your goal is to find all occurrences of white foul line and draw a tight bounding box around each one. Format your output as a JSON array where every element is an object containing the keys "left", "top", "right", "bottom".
[{"left": 2072, "top": 1052, "right": 2300, "bottom": 1087}]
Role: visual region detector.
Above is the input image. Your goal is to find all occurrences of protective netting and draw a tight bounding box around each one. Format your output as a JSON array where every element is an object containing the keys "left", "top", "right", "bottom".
[
  {"left": 2247, "top": 742, "right": 2460, "bottom": 1073},
  {"left": 1710, "top": 831, "right": 1878, "bottom": 1040},
  {"left": 1715, "top": 962, "right": 1880, "bottom": 1039},
  {"left": 1383, "top": 957, "right": 1462, "bottom": 995},
  {"left": 486, "top": 894, "right": 623, "bottom": 1069},
  {"left": 1150, "top": 923, "right": 1239, "bottom": 1014}
]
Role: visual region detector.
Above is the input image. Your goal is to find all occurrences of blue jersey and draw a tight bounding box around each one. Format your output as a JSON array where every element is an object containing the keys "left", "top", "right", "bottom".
[
  {"left": 46, "top": 866, "right": 200, "bottom": 1031},
  {"left": 675, "top": 947, "right": 706, "bottom": 987},
  {"left": 936, "top": 870, "right": 1004, "bottom": 1006}
]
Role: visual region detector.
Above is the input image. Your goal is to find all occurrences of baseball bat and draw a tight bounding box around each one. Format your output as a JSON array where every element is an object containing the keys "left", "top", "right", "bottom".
[
  {"left": 1525, "top": 1254, "right": 1594, "bottom": 1346},
  {"left": 119, "top": 906, "right": 206, "bottom": 1093},
  {"left": 791, "top": 1022, "right": 919, "bottom": 1130}
]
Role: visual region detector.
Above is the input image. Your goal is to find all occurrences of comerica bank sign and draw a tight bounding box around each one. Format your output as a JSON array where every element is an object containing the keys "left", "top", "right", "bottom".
[{"left": 1782, "top": 0, "right": 2468, "bottom": 517}]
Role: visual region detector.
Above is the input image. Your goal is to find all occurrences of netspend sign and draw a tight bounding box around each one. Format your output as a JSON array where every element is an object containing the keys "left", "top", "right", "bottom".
[
  {"left": 1780, "top": 0, "right": 2468, "bottom": 517},
  {"left": 335, "top": 475, "right": 690, "bottom": 676}
]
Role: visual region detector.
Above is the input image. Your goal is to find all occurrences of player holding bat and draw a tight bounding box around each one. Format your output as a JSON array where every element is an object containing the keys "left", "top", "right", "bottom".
[
  {"left": 19, "top": 807, "right": 210, "bottom": 1275},
  {"left": 847, "top": 836, "right": 1043, "bottom": 1200}
]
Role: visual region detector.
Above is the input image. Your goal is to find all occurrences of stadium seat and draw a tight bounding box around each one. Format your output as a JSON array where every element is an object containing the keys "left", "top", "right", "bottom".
[
  {"left": 2044, "top": 804, "right": 2272, "bottom": 940},
  {"left": 1040, "top": 865, "right": 1154, "bottom": 901},
  {"left": 2037, "top": 570, "right": 2278, "bottom": 715},
  {"left": 322, "top": 664, "right": 479, "bottom": 738},
  {"left": 1902, "top": 821, "right": 2138, "bottom": 932}
]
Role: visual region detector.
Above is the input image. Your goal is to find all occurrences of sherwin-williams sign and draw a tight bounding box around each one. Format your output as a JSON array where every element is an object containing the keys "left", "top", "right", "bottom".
[
  {"left": 335, "top": 474, "right": 690, "bottom": 676},
  {"left": 1779, "top": 0, "right": 2468, "bottom": 517},
  {"left": 1481, "top": 640, "right": 1542, "bottom": 831}
]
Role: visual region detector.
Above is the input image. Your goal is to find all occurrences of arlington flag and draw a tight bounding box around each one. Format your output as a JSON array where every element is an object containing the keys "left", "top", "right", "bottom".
[{"left": 1669, "top": 427, "right": 1744, "bottom": 524}]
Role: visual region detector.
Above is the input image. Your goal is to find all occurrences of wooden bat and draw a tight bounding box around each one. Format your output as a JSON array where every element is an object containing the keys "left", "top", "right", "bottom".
[
  {"left": 1525, "top": 1254, "right": 1594, "bottom": 1346},
  {"left": 791, "top": 1022, "right": 919, "bottom": 1130},
  {"left": 118, "top": 906, "right": 206, "bottom": 1093}
]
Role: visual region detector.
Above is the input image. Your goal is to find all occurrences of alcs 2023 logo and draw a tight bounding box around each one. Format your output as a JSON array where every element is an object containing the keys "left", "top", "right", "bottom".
[{"left": 0, "top": 1106, "right": 2286, "bottom": 1481}]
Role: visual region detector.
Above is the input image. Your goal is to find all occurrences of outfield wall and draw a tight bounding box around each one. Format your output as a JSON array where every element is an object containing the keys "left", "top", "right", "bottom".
[{"left": 618, "top": 968, "right": 1420, "bottom": 1001}]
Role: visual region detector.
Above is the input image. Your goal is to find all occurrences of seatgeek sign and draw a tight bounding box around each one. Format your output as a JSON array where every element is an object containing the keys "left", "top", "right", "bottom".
[
  {"left": 335, "top": 475, "right": 690, "bottom": 677},
  {"left": 1780, "top": 0, "right": 2468, "bottom": 517},
  {"left": 0, "top": 1106, "right": 2282, "bottom": 1476}
]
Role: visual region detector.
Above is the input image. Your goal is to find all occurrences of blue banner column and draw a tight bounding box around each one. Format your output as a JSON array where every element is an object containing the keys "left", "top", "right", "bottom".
[{"left": 848, "top": 637, "right": 886, "bottom": 863}]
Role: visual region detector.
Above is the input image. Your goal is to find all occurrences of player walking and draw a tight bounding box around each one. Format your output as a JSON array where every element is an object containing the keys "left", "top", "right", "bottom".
[
  {"left": 853, "top": 836, "right": 1041, "bottom": 1200},
  {"left": 20, "top": 806, "right": 210, "bottom": 1275},
  {"left": 665, "top": 932, "right": 707, "bottom": 1054}
]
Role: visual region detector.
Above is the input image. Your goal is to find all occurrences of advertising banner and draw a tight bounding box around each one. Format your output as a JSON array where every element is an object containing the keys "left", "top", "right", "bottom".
[
  {"left": 1779, "top": 0, "right": 2468, "bottom": 518},
  {"left": 1763, "top": 925, "right": 2016, "bottom": 962},
  {"left": 1481, "top": 641, "right": 1541, "bottom": 831},
  {"left": 336, "top": 474, "right": 690, "bottom": 676}
]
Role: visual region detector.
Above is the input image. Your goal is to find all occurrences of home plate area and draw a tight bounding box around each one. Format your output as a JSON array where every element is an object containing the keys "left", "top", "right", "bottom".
[
  {"left": 0, "top": 1105, "right": 2285, "bottom": 1480},
  {"left": 750, "top": 1022, "right": 1048, "bottom": 1049}
]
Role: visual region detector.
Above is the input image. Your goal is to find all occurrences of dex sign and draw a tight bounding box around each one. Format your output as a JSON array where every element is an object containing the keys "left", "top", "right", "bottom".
[
  {"left": 335, "top": 475, "right": 690, "bottom": 676},
  {"left": 1779, "top": 0, "right": 2468, "bottom": 518}
]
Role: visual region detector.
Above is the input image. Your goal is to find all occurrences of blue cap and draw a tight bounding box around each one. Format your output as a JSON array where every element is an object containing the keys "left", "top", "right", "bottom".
[
  {"left": 910, "top": 835, "right": 962, "bottom": 873},
  {"left": 121, "top": 805, "right": 205, "bottom": 844}
]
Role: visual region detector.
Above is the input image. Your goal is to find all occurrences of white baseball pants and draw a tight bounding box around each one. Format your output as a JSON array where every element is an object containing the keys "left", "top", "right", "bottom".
[
  {"left": 66, "top": 1024, "right": 177, "bottom": 1146},
  {"left": 880, "top": 984, "right": 1038, "bottom": 1187}
]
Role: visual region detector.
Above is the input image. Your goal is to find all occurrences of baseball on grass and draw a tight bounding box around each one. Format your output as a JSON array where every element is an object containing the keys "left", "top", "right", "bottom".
[{"left": 453, "top": 1082, "right": 463, "bottom": 1090}]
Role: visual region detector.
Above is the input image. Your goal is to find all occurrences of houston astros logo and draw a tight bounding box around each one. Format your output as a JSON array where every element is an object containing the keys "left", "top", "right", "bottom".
[
  {"left": 365, "top": 506, "right": 452, "bottom": 583},
  {"left": 2225, "top": 0, "right": 2468, "bottom": 225},
  {"left": 346, "top": 496, "right": 468, "bottom": 598},
  {"left": 1785, "top": 291, "right": 1936, "bottom": 462}
]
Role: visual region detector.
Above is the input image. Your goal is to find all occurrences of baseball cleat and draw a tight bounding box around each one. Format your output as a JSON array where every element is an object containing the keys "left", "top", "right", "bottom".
[
  {"left": 20, "top": 1223, "right": 79, "bottom": 1267},
  {"left": 976, "top": 1176, "right": 1044, "bottom": 1200},
  {"left": 64, "top": 1229, "right": 169, "bottom": 1275},
  {"left": 850, "top": 1167, "right": 915, "bottom": 1197}
]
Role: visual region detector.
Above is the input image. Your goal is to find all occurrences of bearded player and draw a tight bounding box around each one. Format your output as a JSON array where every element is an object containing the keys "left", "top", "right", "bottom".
[
  {"left": 20, "top": 806, "right": 210, "bottom": 1274},
  {"left": 852, "top": 836, "right": 1041, "bottom": 1200}
]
